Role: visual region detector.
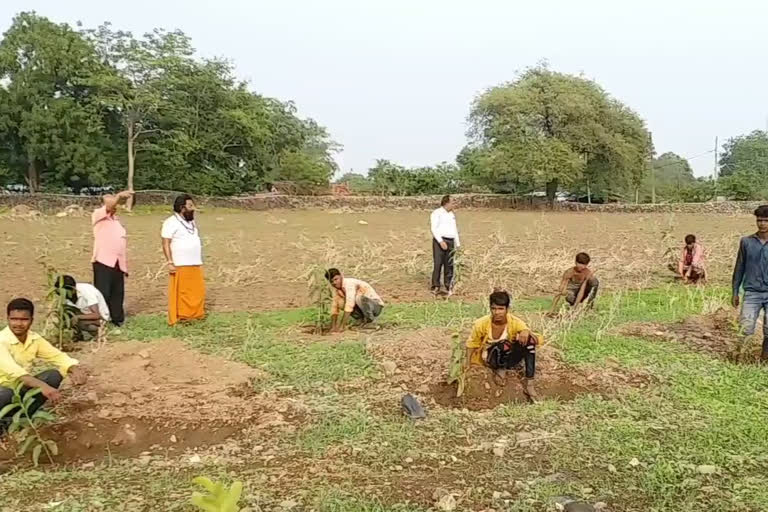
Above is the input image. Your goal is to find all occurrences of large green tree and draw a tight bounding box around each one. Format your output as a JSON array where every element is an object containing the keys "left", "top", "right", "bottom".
[
  {"left": 0, "top": 12, "right": 116, "bottom": 192},
  {"left": 465, "top": 65, "right": 651, "bottom": 202},
  {"left": 719, "top": 130, "right": 768, "bottom": 177},
  {"left": 0, "top": 12, "right": 338, "bottom": 196},
  {"left": 642, "top": 152, "right": 695, "bottom": 202}
]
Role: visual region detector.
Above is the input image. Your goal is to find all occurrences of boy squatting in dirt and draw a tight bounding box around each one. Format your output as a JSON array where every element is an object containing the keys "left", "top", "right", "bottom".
[
  {"left": 669, "top": 234, "right": 706, "bottom": 284},
  {"left": 548, "top": 252, "right": 600, "bottom": 316},
  {"left": 463, "top": 290, "right": 539, "bottom": 401},
  {"left": 0, "top": 299, "right": 88, "bottom": 434},
  {"left": 731, "top": 204, "right": 768, "bottom": 361},
  {"left": 325, "top": 268, "right": 385, "bottom": 332}
]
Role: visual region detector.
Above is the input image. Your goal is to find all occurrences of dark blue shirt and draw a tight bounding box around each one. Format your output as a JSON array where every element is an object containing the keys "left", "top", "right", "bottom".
[{"left": 732, "top": 234, "right": 768, "bottom": 295}]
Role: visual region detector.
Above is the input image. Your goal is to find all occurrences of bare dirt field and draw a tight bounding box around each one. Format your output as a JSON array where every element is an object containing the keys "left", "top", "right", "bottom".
[{"left": 0, "top": 208, "right": 750, "bottom": 314}]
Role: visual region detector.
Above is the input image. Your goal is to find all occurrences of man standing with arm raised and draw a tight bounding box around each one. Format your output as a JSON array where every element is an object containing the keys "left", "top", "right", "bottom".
[
  {"left": 91, "top": 190, "right": 133, "bottom": 326},
  {"left": 430, "top": 195, "right": 460, "bottom": 296}
]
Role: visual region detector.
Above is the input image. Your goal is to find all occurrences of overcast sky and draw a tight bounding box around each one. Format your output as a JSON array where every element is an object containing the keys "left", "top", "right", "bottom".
[{"left": 2, "top": 0, "right": 767, "bottom": 177}]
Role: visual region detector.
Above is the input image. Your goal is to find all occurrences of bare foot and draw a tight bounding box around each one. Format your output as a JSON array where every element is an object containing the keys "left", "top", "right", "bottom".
[{"left": 522, "top": 379, "right": 539, "bottom": 403}]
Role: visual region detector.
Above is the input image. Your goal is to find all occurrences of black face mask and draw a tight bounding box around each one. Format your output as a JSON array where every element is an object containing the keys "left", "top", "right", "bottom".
[{"left": 182, "top": 210, "right": 195, "bottom": 221}]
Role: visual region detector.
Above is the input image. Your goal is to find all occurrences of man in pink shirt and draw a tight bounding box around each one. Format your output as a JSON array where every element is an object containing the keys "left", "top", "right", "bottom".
[
  {"left": 674, "top": 234, "right": 706, "bottom": 284},
  {"left": 91, "top": 191, "right": 133, "bottom": 326}
]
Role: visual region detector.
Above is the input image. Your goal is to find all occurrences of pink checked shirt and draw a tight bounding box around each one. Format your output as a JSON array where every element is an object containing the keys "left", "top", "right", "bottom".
[{"left": 91, "top": 206, "right": 128, "bottom": 273}]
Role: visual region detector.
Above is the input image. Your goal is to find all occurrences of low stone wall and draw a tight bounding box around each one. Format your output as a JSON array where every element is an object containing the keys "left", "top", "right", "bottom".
[
  {"left": 0, "top": 191, "right": 763, "bottom": 214},
  {"left": 557, "top": 201, "right": 764, "bottom": 214},
  {"left": 0, "top": 192, "right": 536, "bottom": 212}
]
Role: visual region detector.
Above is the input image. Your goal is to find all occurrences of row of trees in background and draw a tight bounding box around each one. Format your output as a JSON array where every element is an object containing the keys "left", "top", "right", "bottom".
[
  {"left": 0, "top": 12, "right": 338, "bottom": 196},
  {"left": 2, "top": 14, "right": 767, "bottom": 203},
  {"left": 339, "top": 66, "right": 768, "bottom": 203}
]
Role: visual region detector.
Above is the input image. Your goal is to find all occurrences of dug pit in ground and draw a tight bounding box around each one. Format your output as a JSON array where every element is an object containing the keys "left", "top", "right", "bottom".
[
  {"left": 618, "top": 308, "right": 763, "bottom": 362},
  {"left": 0, "top": 339, "right": 306, "bottom": 463},
  {"left": 365, "top": 327, "right": 649, "bottom": 411}
]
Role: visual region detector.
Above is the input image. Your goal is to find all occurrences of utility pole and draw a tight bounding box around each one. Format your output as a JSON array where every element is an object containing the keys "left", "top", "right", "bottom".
[
  {"left": 714, "top": 136, "right": 719, "bottom": 181},
  {"left": 713, "top": 136, "right": 719, "bottom": 201},
  {"left": 650, "top": 130, "right": 655, "bottom": 204}
]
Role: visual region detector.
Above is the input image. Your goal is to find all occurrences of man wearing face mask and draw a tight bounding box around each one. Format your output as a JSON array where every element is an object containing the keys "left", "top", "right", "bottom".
[{"left": 162, "top": 194, "right": 205, "bottom": 326}]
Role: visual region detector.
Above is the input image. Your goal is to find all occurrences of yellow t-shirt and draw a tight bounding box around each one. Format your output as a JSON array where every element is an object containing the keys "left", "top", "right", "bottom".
[
  {"left": 0, "top": 327, "right": 79, "bottom": 387},
  {"left": 465, "top": 314, "right": 530, "bottom": 366}
]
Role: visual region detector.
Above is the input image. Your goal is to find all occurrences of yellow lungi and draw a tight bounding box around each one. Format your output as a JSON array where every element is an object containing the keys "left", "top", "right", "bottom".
[{"left": 168, "top": 266, "right": 205, "bottom": 326}]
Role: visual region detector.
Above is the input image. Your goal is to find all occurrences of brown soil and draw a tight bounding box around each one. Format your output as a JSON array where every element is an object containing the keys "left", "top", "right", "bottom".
[
  {"left": 0, "top": 210, "right": 746, "bottom": 314},
  {"left": 619, "top": 308, "right": 762, "bottom": 361},
  {"left": 0, "top": 340, "right": 304, "bottom": 463},
  {"left": 429, "top": 369, "right": 590, "bottom": 410},
  {"left": 365, "top": 327, "right": 635, "bottom": 411}
]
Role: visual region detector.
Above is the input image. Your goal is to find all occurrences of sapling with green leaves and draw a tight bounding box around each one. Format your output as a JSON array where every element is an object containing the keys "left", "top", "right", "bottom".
[
  {"left": 191, "top": 476, "right": 243, "bottom": 512},
  {"left": 307, "top": 265, "right": 332, "bottom": 333},
  {"left": 447, "top": 331, "right": 466, "bottom": 397},
  {"left": 0, "top": 383, "right": 58, "bottom": 466},
  {"left": 44, "top": 268, "right": 78, "bottom": 349}
]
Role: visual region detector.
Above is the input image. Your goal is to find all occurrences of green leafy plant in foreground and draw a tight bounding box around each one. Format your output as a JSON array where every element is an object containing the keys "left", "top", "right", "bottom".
[
  {"left": 446, "top": 331, "right": 466, "bottom": 397},
  {"left": 191, "top": 476, "right": 243, "bottom": 512},
  {"left": 0, "top": 384, "right": 58, "bottom": 466},
  {"left": 308, "top": 266, "right": 333, "bottom": 334},
  {"left": 44, "top": 268, "right": 77, "bottom": 349}
]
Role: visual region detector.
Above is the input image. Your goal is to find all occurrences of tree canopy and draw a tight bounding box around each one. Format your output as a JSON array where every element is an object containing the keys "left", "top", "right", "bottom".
[
  {"left": 464, "top": 65, "right": 652, "bottom": 202},
  {"left": 0, "top": 12, "right": 338, "bottom": 195},
  {"left": 717, "top": 131, "right": 768, "bottom": 200}
]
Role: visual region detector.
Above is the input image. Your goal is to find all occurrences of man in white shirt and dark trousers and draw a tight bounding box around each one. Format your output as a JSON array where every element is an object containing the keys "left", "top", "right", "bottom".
[
  {"left": 59, "top": 275, "right": 110, "bottom": 341},
  {"left": 430, "top": 195, "right": 460, "bottom": 295}
]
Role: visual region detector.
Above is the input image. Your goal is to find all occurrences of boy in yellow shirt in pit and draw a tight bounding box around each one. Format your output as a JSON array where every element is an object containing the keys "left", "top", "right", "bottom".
[{"left": 464, "top": 290, "right": 539, "bottom": 401}]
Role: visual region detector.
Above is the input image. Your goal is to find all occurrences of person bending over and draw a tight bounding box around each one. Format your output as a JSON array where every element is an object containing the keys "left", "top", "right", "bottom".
[
  {"left": 464, "top": 290, "right": 538, "bottom": 401},
  {"left": 325, "top": 268, "right": 384, "bottom": 332},
  {"left": 0, "top": 298, "right": 87, "bottom": 433},
  {"left": 58, "top": 275, "right": 110, "bottom": 341},
  {"left": 550, "top": 252, "right": 599, "bottom": 315}
]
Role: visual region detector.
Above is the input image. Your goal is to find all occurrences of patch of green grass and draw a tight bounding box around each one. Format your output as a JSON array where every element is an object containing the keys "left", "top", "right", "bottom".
[
  {"left": 315, "top": 489, "right": 425, "bottom": 512},
  {"left": 69, "top": 284, "right": 764, "bottom": 512},
  {"left": 297, "top": 405, "right": 415, "bottom": 461}
]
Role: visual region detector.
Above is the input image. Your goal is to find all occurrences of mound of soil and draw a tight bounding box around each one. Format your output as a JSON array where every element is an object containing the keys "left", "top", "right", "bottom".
[
  {"left": 619, "top": 308, "right": 759, "bottom": 361},
  {"left": 367, "top": 327, "right": 626, "bottom": 411},
  {"left": 1, "top": 339, "right": 303, "bottom": 462}
]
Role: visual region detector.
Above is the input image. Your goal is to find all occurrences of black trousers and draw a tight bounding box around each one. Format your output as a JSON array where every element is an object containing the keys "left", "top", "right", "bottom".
[
  {"left": 93, "top": 261, "right": 125, "bottom": 325},
  {"left": 486, "top": 341, "right": 536, "bottom": 379},
  {"left": 0, "top": 370, "right": 62, "bottom": 432},
  {"left": 431, "top": 238, "right": 455, "bottom": 290}
]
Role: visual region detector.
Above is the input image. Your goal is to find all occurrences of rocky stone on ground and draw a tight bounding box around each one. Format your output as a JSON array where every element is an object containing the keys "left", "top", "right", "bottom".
[
  {"left": 564, "top": 502, "right": 596, "bottom": 512},
  {"left": 10, "top": 204, "right": 41, "bottom": 218}
]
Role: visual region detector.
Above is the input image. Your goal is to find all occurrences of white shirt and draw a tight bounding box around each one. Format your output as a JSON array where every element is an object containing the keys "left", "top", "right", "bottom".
[
  {"left": 161, "top": 214, "right": 203, "bottom": 267},
  {"left": 70, "top": 283, "right": 110, "bottom": 321},
  {"left": 430, "top": 207, "right": 460, "bottom": 247}
]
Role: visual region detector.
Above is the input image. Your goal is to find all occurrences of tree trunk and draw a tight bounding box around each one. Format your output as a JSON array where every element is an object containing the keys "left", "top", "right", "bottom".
[
  {"left": 126, "top": 122, "right": 135, "bottom": 211},
  {"left": 545, "top": 179, "right": 558, "bottom": 206},
  {"left": 26, "top": 160, "right": 39, "bottom": 193},
  {"left": 635, "top": 187, "right": 639, "bottom": 204},
  {"left": 587, "top": 177, "right": 592, "bottom": 205}
]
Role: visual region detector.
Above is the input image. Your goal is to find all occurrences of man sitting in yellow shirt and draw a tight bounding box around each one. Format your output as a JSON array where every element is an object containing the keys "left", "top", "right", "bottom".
[
  {"left": 0, "top": 298, "right": 87, "bottom": 433},
  {"left": 464, "top": 290, "right": 539, "bottom": 401}
]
